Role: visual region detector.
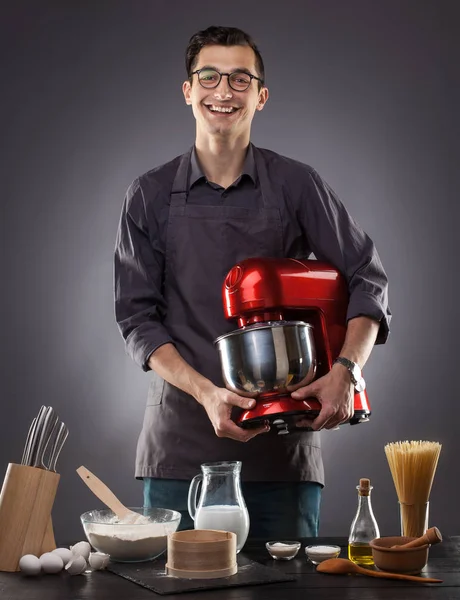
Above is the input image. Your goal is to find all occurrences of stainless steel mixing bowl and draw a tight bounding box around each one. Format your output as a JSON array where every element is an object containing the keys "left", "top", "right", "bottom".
[{"left": 215, "top": 321, "right": 317, "bottom": 397}]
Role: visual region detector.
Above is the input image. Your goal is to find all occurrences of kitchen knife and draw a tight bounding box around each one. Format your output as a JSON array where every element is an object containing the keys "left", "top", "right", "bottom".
[
  {"left": 47, "top": 422, "right": 69, "bottom": 472},
  {"left": 41, "top": 411, "right": 60, "bottom": 464},
  {"left": 31, "top": 406, "right": 58, "bottom": 469},
  {"left": 21, "top": 417, "right": 37, "bottom": 465},
  {"left": 23, "top": 405, "right": 46, "bottom": 466}
]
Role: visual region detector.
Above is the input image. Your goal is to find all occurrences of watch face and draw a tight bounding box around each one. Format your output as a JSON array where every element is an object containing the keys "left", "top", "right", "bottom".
[
  {"left": 355, "top": 378, "right": 366, "bottom": 393},
  {"left": 351, "top": 363, "right": 361, "bottom": 383}
]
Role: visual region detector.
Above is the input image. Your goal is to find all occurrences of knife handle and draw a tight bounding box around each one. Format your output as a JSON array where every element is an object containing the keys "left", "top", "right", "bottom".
[
  {"left": 48, "top": 423, "right": 69, "bottom": 472},
  {"left": 32, "top": 407, "right": 56, "bottom": 468}
]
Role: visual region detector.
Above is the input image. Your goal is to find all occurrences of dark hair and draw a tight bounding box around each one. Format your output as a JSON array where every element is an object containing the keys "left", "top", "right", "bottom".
[{"left": 185, "top": 26, "right": 265, "bottom": 86}]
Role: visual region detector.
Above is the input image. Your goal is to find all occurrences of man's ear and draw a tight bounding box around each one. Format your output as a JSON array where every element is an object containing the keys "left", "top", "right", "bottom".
[
  {"left": 256, "top": 87, "right": 269, "bottom": 111},
  {"left": 182, "top": 80, "right": 192, "bottom": 105}
]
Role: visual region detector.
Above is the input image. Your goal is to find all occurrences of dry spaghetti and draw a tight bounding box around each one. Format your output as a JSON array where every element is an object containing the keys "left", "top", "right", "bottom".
[{"left": 384, "top": 441, "right": 441, "bottom": 537}]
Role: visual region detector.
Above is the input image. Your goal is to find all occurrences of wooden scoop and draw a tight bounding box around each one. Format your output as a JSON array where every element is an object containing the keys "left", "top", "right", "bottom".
[
  {"left": 316, "top": 558, "right": 442, "bottom": 583},
  {"left": 76, "top": 466, "right": 149, "bottom": 524},
  {"left": 391, "top": 527, "right": 442, "bottom": 549}
]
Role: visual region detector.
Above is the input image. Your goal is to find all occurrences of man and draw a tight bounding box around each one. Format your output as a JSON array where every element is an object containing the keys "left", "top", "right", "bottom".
[{"left": 114, "top": 26, "right": 391, "bottom": 538}]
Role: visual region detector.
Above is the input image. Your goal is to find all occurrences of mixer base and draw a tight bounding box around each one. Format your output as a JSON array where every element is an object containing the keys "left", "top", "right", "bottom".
[{"left": 239, "top": 410, "right": 371, "bottom": 435}]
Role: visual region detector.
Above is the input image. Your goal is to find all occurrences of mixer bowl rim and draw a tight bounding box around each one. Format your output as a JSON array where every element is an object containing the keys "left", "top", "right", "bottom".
[{"left": 214, "top": 320, "right": 314, "bottom": 345}]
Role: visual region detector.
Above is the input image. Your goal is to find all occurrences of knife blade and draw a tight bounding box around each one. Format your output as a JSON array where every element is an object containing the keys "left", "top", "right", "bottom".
[
  {"left": 47, "top": 422, "right": 69, "bottom": 472},
  {"left": 23, "top": 405, "right": 46, "bottom": 466}
]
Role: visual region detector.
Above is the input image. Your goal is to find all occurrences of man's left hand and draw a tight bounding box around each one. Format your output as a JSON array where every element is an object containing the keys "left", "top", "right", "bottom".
[{"left": 290, "top": 364, "right": 354, "bottom": 430}]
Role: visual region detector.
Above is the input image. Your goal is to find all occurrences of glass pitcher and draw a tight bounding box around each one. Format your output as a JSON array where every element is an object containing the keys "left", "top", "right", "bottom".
[{"left": 187, "top": 461, "right": 250, "bottom": 553}]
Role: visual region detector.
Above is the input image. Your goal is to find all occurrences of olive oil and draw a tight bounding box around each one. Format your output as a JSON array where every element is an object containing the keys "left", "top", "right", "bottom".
[
  {"left": 348, "top": 542, "right": 374, "bottom": 566},
  {"left": 348, "top": 478, "right": 380, "bottom": 567}
]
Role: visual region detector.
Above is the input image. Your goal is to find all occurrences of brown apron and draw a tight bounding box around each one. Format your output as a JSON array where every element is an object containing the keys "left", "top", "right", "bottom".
[{"left": 135, "top": 146, "right": 324, "bottom": 484}]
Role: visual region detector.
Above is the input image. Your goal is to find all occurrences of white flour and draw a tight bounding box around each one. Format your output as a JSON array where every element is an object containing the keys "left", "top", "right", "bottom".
[{"left": 85, "top": 521, "right": 168, "bottom": 562}]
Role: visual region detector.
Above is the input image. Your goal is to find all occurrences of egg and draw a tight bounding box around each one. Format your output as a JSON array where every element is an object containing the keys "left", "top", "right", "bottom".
[
  {"left": 65, "top": 554, "right": 87, "bottom": 575},
  {"left": 52, "top": 547, "right": 73, "bottom": 565},
  {"left": 39, "top": 552, "right": 64, "bottom": 574},
  {"left": 70, "top": 541, "right": 91, "bottom": 560},
  {"left": 88, "top": 551, "right": 110, "bottom": 570},
  {"left": 19, "top": 554, "right": 41, "bottom": 576}
]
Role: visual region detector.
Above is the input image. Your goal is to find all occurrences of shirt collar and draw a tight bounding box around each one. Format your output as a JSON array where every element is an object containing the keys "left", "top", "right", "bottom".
[{"left": 189, "top": 144, "right": 257, "bottom": 189}]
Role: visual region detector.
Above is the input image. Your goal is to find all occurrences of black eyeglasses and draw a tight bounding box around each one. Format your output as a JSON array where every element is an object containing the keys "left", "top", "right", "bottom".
[{"left": 190, "top": 68, "right": 264, "bottom": 92}]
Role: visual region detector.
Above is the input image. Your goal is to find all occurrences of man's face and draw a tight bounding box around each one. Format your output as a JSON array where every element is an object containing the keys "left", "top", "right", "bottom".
[{"left": 183, "top": 45, "right": 269, "bottom": 138}]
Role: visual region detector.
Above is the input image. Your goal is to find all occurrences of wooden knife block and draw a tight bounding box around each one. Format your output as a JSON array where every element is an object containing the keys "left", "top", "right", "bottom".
[{"left": 0, "top": 463, "right": 60, "bottom": 572}]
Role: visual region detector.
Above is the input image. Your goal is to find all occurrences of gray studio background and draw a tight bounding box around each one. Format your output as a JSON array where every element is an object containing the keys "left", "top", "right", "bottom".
[{"left": 1, "top": 0, "right": 459, "bottom": 542}]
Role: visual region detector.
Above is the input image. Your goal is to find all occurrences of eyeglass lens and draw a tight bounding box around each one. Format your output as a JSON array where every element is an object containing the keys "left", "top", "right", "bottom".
[{"left": 197, "top": 69, "right": 252, "bottom": 91}]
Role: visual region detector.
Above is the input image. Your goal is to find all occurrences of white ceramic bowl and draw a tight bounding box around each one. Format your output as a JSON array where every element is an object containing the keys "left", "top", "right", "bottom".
[
  {"left": 266, "top": 541, "right": 301, "bottom": 560},
  {"left": 305, "top": 544, "right": 341, "bottom": 564}
]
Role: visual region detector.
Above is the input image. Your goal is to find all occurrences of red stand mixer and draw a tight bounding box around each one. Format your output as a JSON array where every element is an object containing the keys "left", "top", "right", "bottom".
[{"left": 214, "top": 257, "right": 371, "bottom": 434}]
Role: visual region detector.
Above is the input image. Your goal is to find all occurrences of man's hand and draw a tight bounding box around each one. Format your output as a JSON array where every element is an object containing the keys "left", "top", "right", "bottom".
[
  {"left": 197, "top": 383, "right": 269, "bottom": 442},
  {"left": 290, "top": 364, "right": 354, "bottom": 430}
]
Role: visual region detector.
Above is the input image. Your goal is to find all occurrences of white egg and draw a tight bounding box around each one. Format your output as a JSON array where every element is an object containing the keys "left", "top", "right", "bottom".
[
  {"left": 88, "top": 551, "right": 110, "bottom": 570},
  {"left": 70, "top": 541, "right": 91, "bottom": 560},
  {"left": 65, "top": 554, "right": 87, "bottom": 575},
  {"left": 52, "top": 547, "right": 74, "bottom": 565},
  {"left": 39, "top": 552, "right": 64, "bottom": 574},
  {"left": 19, "top": 554, "right": 41, "bottom": 576}
]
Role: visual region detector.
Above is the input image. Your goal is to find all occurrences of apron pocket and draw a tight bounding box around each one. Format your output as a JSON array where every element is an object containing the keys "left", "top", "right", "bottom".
[{"left": 147, "top": 373, "right": 165, "bottom": 406}]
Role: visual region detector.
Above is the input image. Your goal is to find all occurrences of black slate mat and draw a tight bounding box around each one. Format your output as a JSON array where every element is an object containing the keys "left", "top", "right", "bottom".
[{"left": 106, "top": 554, "right": 295, "bottom": 595}]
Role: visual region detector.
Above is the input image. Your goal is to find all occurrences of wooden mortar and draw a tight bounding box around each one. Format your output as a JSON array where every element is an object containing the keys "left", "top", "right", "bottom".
[{"left": 166, "top": 529, "right": 237, "bottom": 579}]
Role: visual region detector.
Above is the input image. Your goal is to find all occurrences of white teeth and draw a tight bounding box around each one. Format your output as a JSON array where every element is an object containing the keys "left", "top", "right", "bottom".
[{"left": 208, "top": 105, "right": 236, "bottom": 113}]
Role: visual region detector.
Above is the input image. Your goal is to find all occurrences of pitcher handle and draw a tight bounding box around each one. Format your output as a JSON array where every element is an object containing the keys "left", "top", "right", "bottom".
[{"left": 187, "top": 474, "right": 202, "bottom": 521}]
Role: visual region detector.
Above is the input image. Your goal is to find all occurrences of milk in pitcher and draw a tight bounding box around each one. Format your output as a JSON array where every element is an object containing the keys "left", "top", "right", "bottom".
[{"left": 195, "top": 504, "right": 249, "bottom": 552}]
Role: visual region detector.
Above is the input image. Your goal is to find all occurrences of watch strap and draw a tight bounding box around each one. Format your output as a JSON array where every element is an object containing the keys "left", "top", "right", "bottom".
[{"left": 334, "top": 356, "right": 366, "bottom": 392}]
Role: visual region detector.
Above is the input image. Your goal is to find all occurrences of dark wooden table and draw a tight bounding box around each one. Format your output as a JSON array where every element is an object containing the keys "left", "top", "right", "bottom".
[{"left": 1, "top": 537, "right": 460, "bottom": 600}]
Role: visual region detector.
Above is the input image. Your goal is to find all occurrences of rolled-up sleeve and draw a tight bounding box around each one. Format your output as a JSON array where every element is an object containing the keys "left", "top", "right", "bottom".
[
  {"left": 301, "top": 169, "right": 391, "bottom": 344},
  {"left": 114, "top": 178, "right": 173, "bottom": 370}
]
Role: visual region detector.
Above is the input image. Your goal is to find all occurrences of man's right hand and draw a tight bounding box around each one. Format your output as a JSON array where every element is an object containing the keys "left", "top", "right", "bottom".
[{"left": 197, "top": 383, "right": 270, "bottom": 442}]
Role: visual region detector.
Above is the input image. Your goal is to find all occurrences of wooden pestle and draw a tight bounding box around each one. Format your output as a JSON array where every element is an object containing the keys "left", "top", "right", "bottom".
[
  {"left": 317, "top": 558, "right": 443, "bottom": 583},
  {"left": 391, "top": 527, "right": 442, "bottom": 549}
]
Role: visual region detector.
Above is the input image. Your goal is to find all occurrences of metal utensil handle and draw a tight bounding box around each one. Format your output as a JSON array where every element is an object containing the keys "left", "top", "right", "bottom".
[
  {"left": 21, "top": 417, "right": 37, "bottom": 465},
  {"left": 187, "top": 474, "right": 203, "bottom": 521},
  {"left": 32, "top": 407, "right": 57, "bottom": 468},
  {"left": 48, "top": 423, "right": 69, "bottom": 472},
  {"left": 26, "top": 405, "right": 47, "bottom": 466},
  {"left": 42, "top": 412, "right": 60, "bottom": 459}
]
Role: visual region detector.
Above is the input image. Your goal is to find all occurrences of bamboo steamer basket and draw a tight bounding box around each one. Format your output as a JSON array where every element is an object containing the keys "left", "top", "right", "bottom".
[{"left": 166, "top": 529, "right": 237, "bottom": 579}]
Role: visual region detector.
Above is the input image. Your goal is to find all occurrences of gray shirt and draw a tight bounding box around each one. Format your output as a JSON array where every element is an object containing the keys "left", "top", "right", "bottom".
[{"left": 115, "top": 144, "right": 391, "bottom": 372}]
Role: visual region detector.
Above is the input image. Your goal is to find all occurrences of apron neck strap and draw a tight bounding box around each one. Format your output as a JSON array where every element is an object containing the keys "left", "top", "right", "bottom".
[{"left": 170, "top": 149, "right": 192, "bottom": 208}]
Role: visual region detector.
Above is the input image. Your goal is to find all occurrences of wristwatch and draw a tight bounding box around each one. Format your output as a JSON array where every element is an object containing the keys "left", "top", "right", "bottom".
[{"left": 334, "top": 356, "right": 366, "bottom": 392}]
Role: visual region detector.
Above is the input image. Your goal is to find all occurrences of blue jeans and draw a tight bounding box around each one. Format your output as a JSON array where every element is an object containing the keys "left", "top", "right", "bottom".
[{"left": 143, "top": 478, "right": 321, "bottom": 538}]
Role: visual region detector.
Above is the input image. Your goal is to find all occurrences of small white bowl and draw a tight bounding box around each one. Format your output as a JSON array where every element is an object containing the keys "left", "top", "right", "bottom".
[
  {"left": 266, "top": 541, "right": 301, "bottom": 560},
  {"left": 305, "top": 544, "right": 341, "bottom": 565}
]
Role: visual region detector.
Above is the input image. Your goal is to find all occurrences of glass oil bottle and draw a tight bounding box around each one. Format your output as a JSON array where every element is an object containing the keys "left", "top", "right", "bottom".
[{"left": 348, "top": 478, "right": 380, "bottom": 566}]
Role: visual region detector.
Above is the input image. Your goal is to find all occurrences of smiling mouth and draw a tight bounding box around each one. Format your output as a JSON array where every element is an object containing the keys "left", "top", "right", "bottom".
[{"left": 205, "top": 104, "right": 239, "bottom": 115}]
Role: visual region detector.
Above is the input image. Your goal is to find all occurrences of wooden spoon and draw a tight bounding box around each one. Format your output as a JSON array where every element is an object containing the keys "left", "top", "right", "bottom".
[
  {"left": 76, "top": 466, "right": 150, "bottom": 524},
  {"left": 316, "top": 558, "right": 442, "bottom": 583},
  {"left": 391, "top": 527, "right": 442, "bottom": 549}
]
